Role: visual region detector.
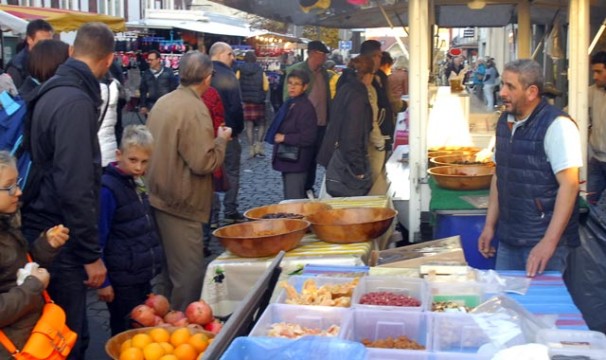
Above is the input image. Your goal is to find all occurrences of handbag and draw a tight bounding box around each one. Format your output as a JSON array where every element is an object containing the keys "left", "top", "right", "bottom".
[
  {"left": 0, "top": 256, "right": 77, "bottom": 360},
  {"left": 276, "top": 143, "right": 300, "bottom": 162},
  {"left": 325, "top": 147, "right": 372, "bottom": 197}
]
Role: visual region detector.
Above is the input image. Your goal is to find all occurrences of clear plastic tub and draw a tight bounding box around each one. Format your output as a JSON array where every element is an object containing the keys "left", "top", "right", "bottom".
[
  {"left": 536, "top": 329, "right": 606, "bottom": 360},
  {"left": 431, "top": 352, "right": 492, "bottom": 360},
  {"left": 351, "top": 276, "right": 426, "bottom": 312},
  {"left": 249, "top": 303, "right": 351, "bottom": 338},
  {"left": 427, "top": 281, "right": 485, "bottom": 312},
  {"left": 430, "top": 312, "right": 493, "bottom": 354},
  {"left": 341, "top": 307, "right": 430, "bottom": 358},
  {"left": 275, "top": 275, "right": 360, "bottom": 307}
]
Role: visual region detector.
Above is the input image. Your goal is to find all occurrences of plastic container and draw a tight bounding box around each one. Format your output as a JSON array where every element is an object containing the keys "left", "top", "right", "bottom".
[
  {"left": 427, "top": 281, "right": 485, "bottom": 312},
  {"left": 351, "top": 276, "right": 426, "bottom": 311},
  {"left": 536, "top": 329, "right": 606, "bottom": 360},
  {"left": 342, "top": 308, "right": 429, "bottom": 359},
  {"left": 249, "top": 303, "right": 351, "bottom": 338},
  {"left": 431, "top": 352, "right": 492, "bottom": 360},
  {"left": 275, "top": 275, "right": 360, "bottom": 307},
  {"left": 220, "top": 336, "right": 368, "bottom": 360},
  {"left": 430, "top": 312, "right": 493, "bottom": 354}
]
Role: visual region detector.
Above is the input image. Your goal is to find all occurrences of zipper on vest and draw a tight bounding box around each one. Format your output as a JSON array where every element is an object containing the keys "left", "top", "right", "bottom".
[{"left": 534, "top": 198, "right": 545, "bottom": 219}]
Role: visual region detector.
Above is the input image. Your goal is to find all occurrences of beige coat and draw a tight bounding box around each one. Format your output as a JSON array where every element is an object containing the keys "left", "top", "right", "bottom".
[{"left": 146, "top": 86, "right": 227, "bottom": 223}]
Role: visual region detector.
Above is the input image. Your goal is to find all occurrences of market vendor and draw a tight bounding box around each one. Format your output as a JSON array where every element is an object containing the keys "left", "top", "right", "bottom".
[{"left": 478, "top": 59, "right": 582, "bottom": 277}]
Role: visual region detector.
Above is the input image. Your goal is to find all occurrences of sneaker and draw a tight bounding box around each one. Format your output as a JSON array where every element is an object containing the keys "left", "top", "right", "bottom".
[
  {"left": 210, "top": 222, "right": 219, "bottom": 229},
  {"left": 248, "top": 146, "right": 255, "bottom": 159},
  {"left": 224, "top": 212, "right": 246, "bottom": 223}
]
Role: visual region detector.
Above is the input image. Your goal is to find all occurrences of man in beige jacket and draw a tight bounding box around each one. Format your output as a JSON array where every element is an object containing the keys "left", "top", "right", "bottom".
[{"left": 146, "top": 51, "right": 232, "bottom": 311}]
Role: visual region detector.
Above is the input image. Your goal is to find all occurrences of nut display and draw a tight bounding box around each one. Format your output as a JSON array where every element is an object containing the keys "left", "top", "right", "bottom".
[
  {"left": 432, "top": 301, "right": 473, "bottom": 313},
  {"left": 267, "top": 322, "right": 340, "bottom": 339},
  {"left": 359, "top": 291, "right": 421, "bottom": 307},
  {"left": 361, "top": 336, "right": 425, "bottom": 350}
]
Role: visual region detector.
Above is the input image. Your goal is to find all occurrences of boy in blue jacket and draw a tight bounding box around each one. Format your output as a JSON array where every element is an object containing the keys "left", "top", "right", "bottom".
[{"left": 96, "top": 125, "right": 163, "bottom": 335}]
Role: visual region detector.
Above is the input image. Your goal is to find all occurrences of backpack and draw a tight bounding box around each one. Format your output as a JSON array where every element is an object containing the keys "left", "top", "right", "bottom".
[{"left": 1, "top": 76, "right": 77, "bottom": 206}]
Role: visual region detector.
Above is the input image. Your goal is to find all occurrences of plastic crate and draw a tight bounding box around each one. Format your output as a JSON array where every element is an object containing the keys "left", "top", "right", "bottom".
[
  {"left": 351, "top": 276, "right": 426, "bottom": 311},
  {"left": 275, "top": 275, "right": 360, "bottom": 307},
  {"left": 536, "top": 329, "right": 606, "bottom": 360},
  {"left": 249, "top": 303, "right": 351, "bottom": 338},
  {"left": 342, "top": 308, "right": 430, "bottom": 359},
  {"left": 430, "top": 312, "right": 493, "bottom": 354}
]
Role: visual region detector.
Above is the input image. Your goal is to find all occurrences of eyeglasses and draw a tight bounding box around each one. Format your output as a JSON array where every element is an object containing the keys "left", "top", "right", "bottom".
[
  {"left": 146, "top": 57, "right": 158, "bottom": 62},
  {"left": 0, "top": 179, "right": 21, "bottom": 196},
  {"left": 207, "top": 70, "right": 216, "bottom": 78}
]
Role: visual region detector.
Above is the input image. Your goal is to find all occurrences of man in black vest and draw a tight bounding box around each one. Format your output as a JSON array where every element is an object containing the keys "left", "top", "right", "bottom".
[{"left": 478, "top": 59, "right": 582, "bottom": 277}]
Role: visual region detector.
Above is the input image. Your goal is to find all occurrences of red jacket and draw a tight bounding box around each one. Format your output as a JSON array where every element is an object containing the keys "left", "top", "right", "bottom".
[{"left": 201, "top": 87, "right": 225, "bottom": 135}]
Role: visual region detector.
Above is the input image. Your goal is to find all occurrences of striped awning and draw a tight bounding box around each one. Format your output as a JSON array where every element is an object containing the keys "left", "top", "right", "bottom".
[{"left": 0, "top": 4, "right": 125, "bottom": 33}]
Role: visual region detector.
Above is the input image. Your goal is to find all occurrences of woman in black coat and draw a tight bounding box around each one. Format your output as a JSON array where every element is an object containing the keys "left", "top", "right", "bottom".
[{"left": 270, "top": 69, "right": 318, "bottom": 199}]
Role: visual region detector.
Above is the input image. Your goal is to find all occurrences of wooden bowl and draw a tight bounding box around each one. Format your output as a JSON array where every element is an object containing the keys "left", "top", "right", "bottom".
[
  {"left": 428, "top": 146, "right": 481, "bottom": 153},
  {"left": 105, "top": 326, "right": 214, "bottom": 359},
  {"left": 306, "top": 207, "right": 397, "bottom": 244},
  {"left": 430, "top": 154, "right": 495, "bottom": 168},
  {"left": 244, "top": 202, "right": 333, "bottom": 221},
  {"left": 428, "top": 165, "right": 495, "bottom": 190},
  {"left": 213, "top": 219, "right": 309, "bottom": 258}
]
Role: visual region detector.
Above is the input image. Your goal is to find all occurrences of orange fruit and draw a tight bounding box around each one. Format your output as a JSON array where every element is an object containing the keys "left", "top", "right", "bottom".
[
  {"left": 158, "top": 355, "right": 178, "bottom": 360},
  {"left": 120, "top": 347, "right": 144, "bottom": 360},
  {"left": 143, "top": 342, "right": 166, "bottom": 360},
  {"left": 187, "top": 333, "right": 209, "bottom": 353},
  {"left": 173, "top": 343, "right": 197, "bottom": 360},
  {"left": 159, "top": 342, "right": 174, "bottom": 354},
  {"left": 149, "top": 328, "right": 171, "bottom": 343},
  {"left": 121, "top": 339, "right": 133, "bottom": 353},
  {"left": 131, "top": 333, "right": 153, "bottom": 349},
  {"left": 170, "top": 328, "right": 191, "bottom": 347}
]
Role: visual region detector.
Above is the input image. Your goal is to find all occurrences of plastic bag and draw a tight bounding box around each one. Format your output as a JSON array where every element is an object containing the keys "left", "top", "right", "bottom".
[
  {"left": 563, "top": 205, "right": 606, "bottom": 333},
  {"left": 220, "top": 336, "right": 367, "bottom": 360},
  {"left": 470, "top": 295, "right": 555, "bottom": 349},
  {"left": 474, "top": 269, "right": 532, "bottom": 295}
]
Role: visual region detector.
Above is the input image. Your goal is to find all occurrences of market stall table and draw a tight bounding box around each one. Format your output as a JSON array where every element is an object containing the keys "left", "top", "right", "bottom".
[{"left": 201, "top": 196, "right": 394, "bottom": 317}]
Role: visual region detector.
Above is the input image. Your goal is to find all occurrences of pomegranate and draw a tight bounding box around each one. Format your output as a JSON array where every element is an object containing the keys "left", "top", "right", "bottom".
[
  {"left": 203, "top": 320, "right": 223, "bottom": 335},
  {"left": 185, "top": 300, "right": 213, "bottom": 325},
  {"left": 163, "top": 310, "right": 186, "bottom": 326},
  {"left": 154, "top": 315, "right": 164, "bottom": 325},
  {"left": 145, "top": 293, "right": 170, "bottom": 316},
  {"left": 130, "top": 305, "right": 155, "bottom": 327},
  {"left": 173, "top": 317, "right": 189, "bottom": 327}
]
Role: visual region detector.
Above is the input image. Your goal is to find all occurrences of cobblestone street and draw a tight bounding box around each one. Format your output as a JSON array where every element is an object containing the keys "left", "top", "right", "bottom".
[{"left": 86, "top": 114, "right": 324, "bottom": 358}]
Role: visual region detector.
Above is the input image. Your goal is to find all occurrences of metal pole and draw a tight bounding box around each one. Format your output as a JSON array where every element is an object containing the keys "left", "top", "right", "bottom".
[{"left": 375, "top": 0, "right": 409, "bottom": 60}]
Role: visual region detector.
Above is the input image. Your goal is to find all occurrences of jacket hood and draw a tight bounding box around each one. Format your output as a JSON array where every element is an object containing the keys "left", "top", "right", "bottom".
[
  {"left": 54, "top": 58, "right": 102, "bottom": 108},
  {"left": 239, "top": 62, "right": 263, "bottom": 76}
]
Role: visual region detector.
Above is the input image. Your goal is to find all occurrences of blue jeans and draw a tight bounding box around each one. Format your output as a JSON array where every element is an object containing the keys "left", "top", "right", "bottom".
[
  {"left": 495, "top": 241, "right": 569, "bottom": 272},
  {"left": 107, "top": 283, "right": 151, "bottom": 335},
  {"left": 587, "top": 157, "right": 606, "bottom": 204}
]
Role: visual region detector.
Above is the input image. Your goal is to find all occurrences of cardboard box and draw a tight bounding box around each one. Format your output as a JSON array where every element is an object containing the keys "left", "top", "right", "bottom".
[{"left": 369, "top": 236, "right": 466, "bottom": 268}]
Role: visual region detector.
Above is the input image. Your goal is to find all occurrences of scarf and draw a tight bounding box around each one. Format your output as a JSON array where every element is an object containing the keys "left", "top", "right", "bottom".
[{"left": 264, "top": 97, "right": 294, "bottom": 145}]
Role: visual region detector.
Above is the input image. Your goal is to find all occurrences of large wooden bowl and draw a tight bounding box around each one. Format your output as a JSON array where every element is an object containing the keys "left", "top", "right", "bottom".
[
  {"left": 105, "top": 326, "right": 214, "bottom": 359},
  {"left": 244, "top": 202, "right": 332, "bottom": 221},
  {"left": 213, "top": 219, "right": 309, "bottom": 258},
  {"left": 428, "top": 165, "right": 495, "bottom": 190},
  {"left": 430, "top": 154, "right": 495, "bottom": 168},
  {"left": 306, "top": 207, "right": 397, "bottom": 243}
]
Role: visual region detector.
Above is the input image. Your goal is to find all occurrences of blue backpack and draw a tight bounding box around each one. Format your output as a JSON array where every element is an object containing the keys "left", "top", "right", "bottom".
[{"left": 0, "top": 92, "right": 33, "bottom": 193}]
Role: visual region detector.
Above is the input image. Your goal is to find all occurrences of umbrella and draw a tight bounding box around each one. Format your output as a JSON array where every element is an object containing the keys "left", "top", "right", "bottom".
[
  {"left": 0, "top": 4, "right": 125, "bottom": 33},
  {"left": 0, "top": 10, "right": 27, "bottom": 34}
]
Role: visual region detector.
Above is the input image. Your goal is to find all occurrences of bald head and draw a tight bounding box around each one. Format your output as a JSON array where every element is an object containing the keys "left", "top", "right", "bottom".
[
  {"left": 209, "top": 42, "right": 234, "bottom": 67},
  {"left": 179, "top": 51, "right": 213, "bottom": 87}
]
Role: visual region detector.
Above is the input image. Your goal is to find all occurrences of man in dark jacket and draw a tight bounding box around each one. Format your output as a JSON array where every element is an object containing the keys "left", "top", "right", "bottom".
[
  {"left": 210, "top": 42, "right": 245, "bottom": 223},
  {"left": 21, "top": 23, "right": 115, "bottom": 359},
  {"left": 5, "top": 19, "right": 53, "bottom": 89},
  {"left": 138, "top": 50, "right": 178, "bottom": 115}
]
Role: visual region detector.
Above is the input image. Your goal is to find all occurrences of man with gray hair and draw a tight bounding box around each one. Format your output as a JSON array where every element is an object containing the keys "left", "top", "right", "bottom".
[
  {"left": 146, "top": 51, "right": 231, "bottom": 311},
  {"left": 21, "top": 22, "right": 115, "bottom": 359},
  {"left": 478, "top": 59, "right": 582, "bottom": 277},
  {"left": 210, "top": 42, "right": 245, "bottom": 223}
]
